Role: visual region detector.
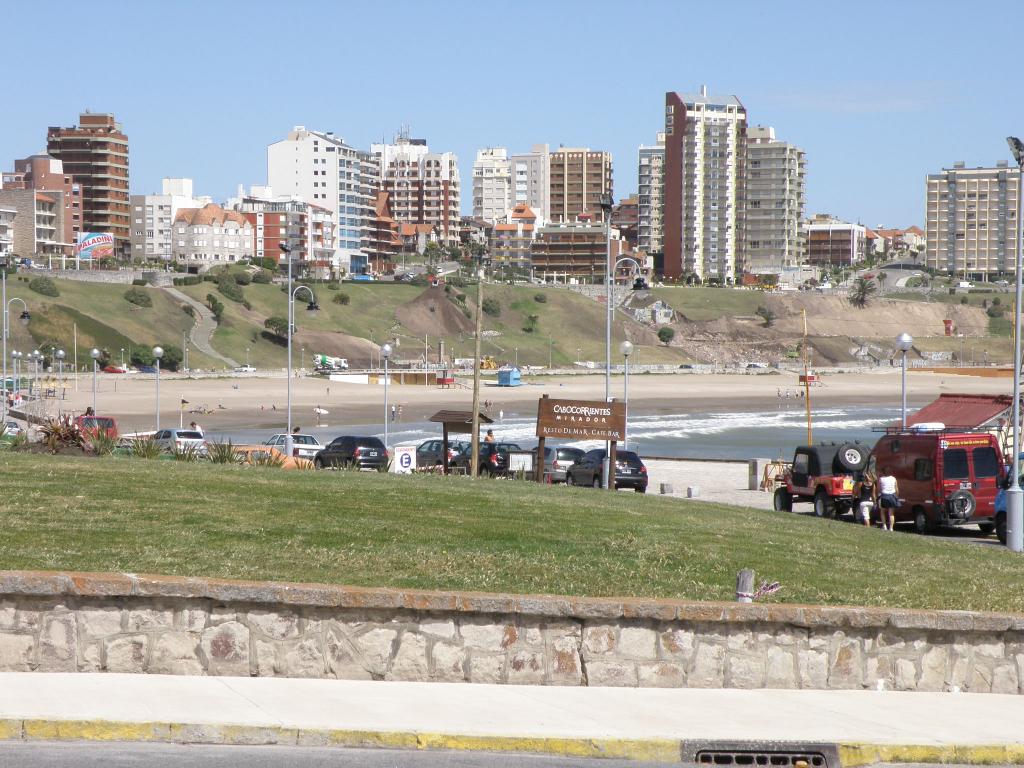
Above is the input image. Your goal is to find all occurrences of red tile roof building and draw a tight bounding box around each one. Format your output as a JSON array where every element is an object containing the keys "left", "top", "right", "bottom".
[{"left": 172, "top": 203, "right": 254, "bottom": 272}]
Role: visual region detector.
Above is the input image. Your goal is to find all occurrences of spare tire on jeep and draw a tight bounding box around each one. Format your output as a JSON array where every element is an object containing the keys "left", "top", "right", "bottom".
[{"left": 833, "top": 442, "right": 868, "bottom": 473}]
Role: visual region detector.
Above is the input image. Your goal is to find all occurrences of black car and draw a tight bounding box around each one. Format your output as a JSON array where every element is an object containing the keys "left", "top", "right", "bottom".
[
  {"left": 314, "top": 435, "right": 388, "bottom": 471},
  {"left": 415, "top": 439, "right": 469, "bottom": 468},
  {"left": 565, "top": 449, "right": 648, "bottom": 492},
  {"left": 449, "top": 441, "right": 521, "bottom": 476}
]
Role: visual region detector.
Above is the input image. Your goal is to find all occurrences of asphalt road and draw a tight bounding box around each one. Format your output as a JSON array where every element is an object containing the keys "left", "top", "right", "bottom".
[
  {"left": 792, "top": 508, "right": 1003, "bottom": 547},
  {"left": 0, "top": 743, "right": 680, "bottom": 768}
]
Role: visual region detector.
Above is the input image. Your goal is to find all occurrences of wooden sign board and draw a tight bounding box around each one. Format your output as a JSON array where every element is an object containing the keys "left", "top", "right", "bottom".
[{"left": 536, "top": 397, "right": 626, "bottom": 441}]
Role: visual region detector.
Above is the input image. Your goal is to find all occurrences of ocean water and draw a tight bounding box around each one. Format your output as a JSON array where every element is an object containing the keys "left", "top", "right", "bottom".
[{"left": 208, "top": 402, "right": 899, "bottom": 461}]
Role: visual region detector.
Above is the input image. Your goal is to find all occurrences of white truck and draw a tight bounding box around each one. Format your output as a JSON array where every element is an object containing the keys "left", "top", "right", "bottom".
[{"left": 313, "top": 354, "right": 349, "bottom": 372}]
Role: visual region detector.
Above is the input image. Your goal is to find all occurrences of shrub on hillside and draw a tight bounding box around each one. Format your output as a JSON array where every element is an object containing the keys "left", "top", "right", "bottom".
[
  {"left": 181, "top": 303, "right": 194, "bottom": 317},
  {"left": 234, "top": 271, "right": 252, "bottom": 286},
  {"left": 482, "top": 298, "right": 500, "bottom": 317},
  {"left": 657, "top": 326, "right": 676, "bottom": 345},
  {"left": 447, "top": 275, "right": 466, "bottom": 288},
  {"left": 534, "top": 293, "right": 547, "bottom": 303},
  {"left": 332, "top": 292, "right": 351, "bottom": 305},
  {"left": 132, "top": 278, "right": 149, "bottom": 286},
  {"left": 987, "top": 304, "right": 1004, "bottom": 318},
  {"left": 124, "top": 287, "right": 153, "bottom": 308},
  {"left": 207, "top": 294, "right": 225, "bottom": 322},
  {"left": 260, "top": 256, "right": 279, "bottom": 271},
  {"left": 28, "top": 276, "right": 59, "bottom": 297},
  {"left": 217, "top": 276, "right": 244, "bottom": 302},
  {"left": 522, "top": 314, "right": 539, "bottom": 333},
  {"left": 264, "top": 316, "right": 288, "bottom": 339},
  {"left": 251, "top": 269, "right": 271, "bottom": 284},
  {"left": 173, "top": 275, "right": 202, "bottom": 286}
]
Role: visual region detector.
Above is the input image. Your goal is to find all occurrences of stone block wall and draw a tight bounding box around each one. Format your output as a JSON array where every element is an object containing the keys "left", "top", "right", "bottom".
[{"left": 1, "top": 571, "right": 1022, "bottom": 693}]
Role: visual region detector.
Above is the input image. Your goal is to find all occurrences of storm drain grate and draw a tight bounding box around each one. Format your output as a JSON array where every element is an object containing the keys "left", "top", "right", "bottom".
[{"left": 683, "top": 741, "right": 839, "bottom": 768}]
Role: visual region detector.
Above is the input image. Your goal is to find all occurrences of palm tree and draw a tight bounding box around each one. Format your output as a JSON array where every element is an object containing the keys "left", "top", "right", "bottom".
[{"left": 849, "top": 276, "right": 877, "bottom": 308}]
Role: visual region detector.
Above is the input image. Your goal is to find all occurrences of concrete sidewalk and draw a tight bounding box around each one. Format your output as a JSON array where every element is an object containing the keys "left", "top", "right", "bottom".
[{"left": 0, "top": 674, "right": 1023, "bottom": 764}]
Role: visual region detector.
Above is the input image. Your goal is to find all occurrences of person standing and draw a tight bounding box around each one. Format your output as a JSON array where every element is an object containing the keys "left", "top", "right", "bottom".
[
  {"left": 855, "top": 470, "right": 876, "bottom": 528},
  {"left": 391, "top": 404, "right": 396, "bottom": 422},
  {"left": 484, "top": 429, "right": 495, "bottom": 444},
  {"left": 878, "top": 467, "right": 900, "bottom": 531}
]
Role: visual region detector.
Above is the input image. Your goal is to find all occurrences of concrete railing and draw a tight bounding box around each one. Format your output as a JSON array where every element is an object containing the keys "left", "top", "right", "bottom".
[{"left": 0, "top": 570, "right": 1021, "bottom": 693}]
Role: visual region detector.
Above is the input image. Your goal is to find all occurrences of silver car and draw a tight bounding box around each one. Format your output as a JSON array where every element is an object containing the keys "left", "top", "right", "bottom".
[
  {"left": 264, "top": 433, "right": 323, "bottom": 460},
  {"left": 540, "top": 446, "right": 585, "bottom": 483},
  {"left": 152, "top": 428, "right": 206, "bottom": 454}
]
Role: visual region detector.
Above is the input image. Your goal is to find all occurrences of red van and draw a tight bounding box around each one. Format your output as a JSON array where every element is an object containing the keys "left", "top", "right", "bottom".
[
  {"left": 869, "top": 430, "right": 1005, "bottom": 535},
  {"left": 73, "top": 415, "right": 119, "bottom": 439}
]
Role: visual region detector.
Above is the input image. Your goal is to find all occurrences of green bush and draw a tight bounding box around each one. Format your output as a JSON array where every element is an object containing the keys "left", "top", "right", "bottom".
[
  {"left": 260, "top": 256, "right": 279, "bottom": 271},
  {"left": 158, "top": 344, "right": 183, "bottom": 371},
  {"left": 264, "top": 316, "right": 288, "bottom": 338},
  {"left": 251, "top": 270, "right": 271, "bottom": 284},
  {"left": 28, "top": 277, "right": 59, "bottom": 297},
  {"left": 173, "top": 275, "right": 202, "bottom": 286},
  {"left": 522, "top": 314, "right": 539, "bottom": 334},
  {"left": 993, "top": 297, "right": 1002, "bottom": 306},
  {"left": 181, "top": 303, "right": 194, "bottom": 317},
  {"left": 124, "top": 287, "right": 153, "bottom": 308},
  {"left": 987, "top": 304, "right": 1005, "bottom": 318},
  {"left": 234, "top": 271, "right": 252, "bottom": 286},
  {"left": 657, "top": 326, "right": 676, "bottom": 345},
  {"left": 132, "top": 278, "right": 149, "bottom": 286},
  {"left": 130, "top": 348, "right": 155, "bottom": 366},
  {"left": 326, "top": 282, "right": 340, "bottom": 290},
  {"left": 130, "top": 437, "right": 161, "bottom": 460},
  {"left": 207, "top": 294, "right": 224, "bottom": 322},
  {"left": 534, "top": 293, "right": 547, "bottom": 303},
  {"left": 482, "top": 298, "right": 500, "bottom": 317},
  {"left": 203, "top": 274, "right": 218, "bottom": 282},
  {"left": 242, "top": 300, "right": 252, "bottom": 311},
  {"left": 333, "top": 292, "right": 351, "bottom": 305},
  {"left": 206, "top": 440, "right": 242, "bottom": 465},
  {"left": 960, "top": 296, "right": 969, "bottom": 305},
  {"left": 217, "top": 276, "right": 244, "bottom": 302},
  {"left": 447, "top": 276, "right": 466, "bottom": 288}
]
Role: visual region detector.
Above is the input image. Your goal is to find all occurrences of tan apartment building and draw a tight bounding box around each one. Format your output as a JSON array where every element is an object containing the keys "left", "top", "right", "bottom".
[
  {"left": 0, "top": 189, "right": 65, "bottom": 262},
  {"left": 3, "top": 154, "right": 83, "bottom": 251},
  {"left": 637, "top": 134, "right": 665, "bottom": 261},
  {"left": 46, "top": 112, "right": 129, "bottom": 251},
  {"left": 804, "top": 214, "right": 867, "bottom": 267},
  {"left": 0, "top": 206, "right": 14, "bottom": 260},
  {"left": 530, "top": 220, "right": 621, "bottom": 282},
  {"left": 744, "top": 126, "right": 806, "bottom": 273},
  {"left": 491, "top": 203, "right": 537, "bottom": 271},
  {"left": 925, "top": 162, "right": 1019, "bottom": 279},
  {"left": 549, "top": 147, "right": 612, "bottom": 224}
]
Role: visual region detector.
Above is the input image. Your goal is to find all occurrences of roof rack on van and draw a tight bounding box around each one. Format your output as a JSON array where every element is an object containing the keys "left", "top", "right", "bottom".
[{"left": 873, "top": 425, "right": 997, "bottom": 435}]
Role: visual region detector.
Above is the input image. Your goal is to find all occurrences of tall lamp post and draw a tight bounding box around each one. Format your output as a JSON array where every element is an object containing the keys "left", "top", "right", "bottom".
[
  {"left": 153, "top": 346, "right": 164, "bottom": 432},
  {"left": 620, "top": 340, "right": 633, "bottom": 450},
  {"left": 895, "top": 332, "right": 914, "bottom": 429},
  {"left": 2, "top": 272, "right": 30, "bottom": 423},
  {"left": 10, "top": 350, "right": 21, "bottom": 407},
  {"left": 1005, "top": 135, "right": 1024, "bottom": 552},
  {"left": 55, "top": 349, "right": 65, "bottom": 396},
  {"left": 90, "top": 348, "right": 101, "bottom": 414},
  {"left": 382, "top": 343, "right": 392, "bottom": 453}
]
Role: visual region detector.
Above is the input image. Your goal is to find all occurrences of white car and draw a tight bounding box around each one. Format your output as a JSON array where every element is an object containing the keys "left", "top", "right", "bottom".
[
  {"left": 152, "top": 428, "right": 206, "bottom": 454},
  {"left": 234, "top": 365, "right": 256, "bottom": 373},
  {"left": 264, "top": 433, "right": 323, "bottom": 460},
  {"left": 2, "top": 421, "right": 22, "bottom": 437}
]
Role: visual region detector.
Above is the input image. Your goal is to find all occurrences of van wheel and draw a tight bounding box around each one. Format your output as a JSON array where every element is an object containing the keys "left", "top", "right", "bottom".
[
  {"left": 913, "top": 509, "right": 934, "bottom": 535},
  {"left": 977, "top": 522, "right": 995, "bottom": 536},
  {"left": 773, "top": 488, "right": 793, "bottom": 512},
  {"left": 996, "top": 512, "right": 1007, "bottom": 545},
  {"left": 813, "top": 489, "right": 833, "bottom": 519}
]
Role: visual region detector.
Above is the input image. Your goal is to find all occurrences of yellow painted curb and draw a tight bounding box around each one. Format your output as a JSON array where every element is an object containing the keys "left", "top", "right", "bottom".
[{"left": 840, "top": 742, "right": 1024, "bottom": 766}]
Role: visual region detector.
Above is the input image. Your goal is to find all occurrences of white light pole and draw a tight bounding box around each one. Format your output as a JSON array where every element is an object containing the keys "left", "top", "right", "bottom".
[
  {"left": 1005, "top": 135, "right": 1024, "bottom": 551},
  {"left": 382, "top": 343, "right": 392, "bottom": 453},
  {"left": 55, "top": 349, "right": 65, "bottom": 396},
  {"left": 621, "top": 340, "right": 633, "bottom": 450},
  {"left": 153, "top": 346, "right": 164, "bottom": 432},
  {"left": 2, "top": 269, "right": 30, "bottom": 424},
  {"left": 90, "top": 348, "right": 101, "bottom": 414},
  {"left": 895, "top": 332, "right": 914, "bottom": 429},
  {"left": 287, "top": 282, "right": 316, "bottom": 458},
  {"left": 10, "top": 350, "right": 21, "bottom": 406}
]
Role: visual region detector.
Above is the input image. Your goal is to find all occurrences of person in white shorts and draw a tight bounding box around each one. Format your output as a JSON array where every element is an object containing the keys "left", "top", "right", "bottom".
[{"left": 855, "top": 471, "right": 876, "bottom": 527}]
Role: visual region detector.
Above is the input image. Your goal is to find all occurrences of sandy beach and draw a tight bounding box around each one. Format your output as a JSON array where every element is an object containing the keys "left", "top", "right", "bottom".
[{"left": 33, "top": 368, "right": 1011, "bottom": 436}]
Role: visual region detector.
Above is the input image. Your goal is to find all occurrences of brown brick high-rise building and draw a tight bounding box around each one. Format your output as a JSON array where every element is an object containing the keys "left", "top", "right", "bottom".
[
  {"left": 549, "top": 147, "right": 612, "bottom": 224},
  {"left": 47, "top": 112, "right": 129, "bottom": 251}
]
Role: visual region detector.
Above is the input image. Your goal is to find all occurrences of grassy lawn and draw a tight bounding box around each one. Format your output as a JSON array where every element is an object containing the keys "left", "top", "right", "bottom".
[
  {"left": 2, "top": 452, "right": 1023, "bottom": 612},
  {"left": 650, "top": 287, "right": 766, "bottom": 322}
]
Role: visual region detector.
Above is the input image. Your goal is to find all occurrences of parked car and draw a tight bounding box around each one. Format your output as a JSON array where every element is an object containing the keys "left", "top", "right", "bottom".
[
  {"left": 565, "top": 449, "right": 648, "bottom": 492},
  {"left": 870, "top": 429, "right": 1005, "bottom": 535},
  {"left": 152, "top": 428, "right": 206, "bottom": 454},
  {"left": 102, "top": 365, "right": 128, "bottom": 374},
  {"left": 135, "top": 365, "right": 157, "bottom": 374},
  {"left": 234, "top": 445, "right": 313, "bottom": 470},
  {"left": 72, "top": 415, "right": 119, "bottom": 438},
  {"left": 416, "top": 439, "right": 469, "bottom": 468},
  {"left": 537, "top": 445, "right": 585, "bottom": 483},
  {"left": 2, "top": 421, "right": 22, "bottom": 437},
  {"left": 234, "top": 365, "right": 256, "bottom": 373},
  {"left": 449, "top": 441, "right": 521, "bottom": 476},
  {"left": 773, "top": 442, "right": 868, "bottom": 517},
  {"left": 314, "top": 435, "right": 388, "bottom": 471},
  {"left": 264, "top": 433, "right": 323, "bottom": 460}
]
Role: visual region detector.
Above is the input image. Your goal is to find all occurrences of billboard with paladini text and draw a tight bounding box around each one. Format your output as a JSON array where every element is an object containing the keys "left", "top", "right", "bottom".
[{"left": 75, "top": 233, "right": 115, "bottom": 261}]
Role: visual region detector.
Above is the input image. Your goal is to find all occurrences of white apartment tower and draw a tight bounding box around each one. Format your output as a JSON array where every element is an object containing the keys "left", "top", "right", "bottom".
[
  {"left": 744, "top": 126, "right": 806, "bottom": 272},
  {"left": 925, "top": 162, "right": 1019, "bottom": 279},
  {"left": 663, "top": 88, "right": 747, "bottom": 281},
  {"left": 510, "top": 144, "right": 550, "bottom": 224},
  {"left": 129, "top": 178, "right": 209, "bottom": 261},
  {"left": 267, "top": 127, "right": 374, "bottom": 269},
  {"left": 472, "top": 147, "right": 511, "bottom": 223},
  {"left": 371, "top": 132, "right": 461, "bottom": 245},
  {"left": 637, "top": 133, "right": 665, "bottom": 258}
]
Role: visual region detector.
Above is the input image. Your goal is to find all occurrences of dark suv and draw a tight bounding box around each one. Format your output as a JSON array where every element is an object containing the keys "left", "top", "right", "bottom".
[
  {"left": 314, "top": 436, "right": 389, "bottom": 471},
  {"left": 566, "top": 449, "right": 648, "bottom": 492},
  {"left": 415, "top": 439, "right": 469, "bottom": 468},
  {"left": 449, "top": 441, "right": 521, "bottom": 476}
]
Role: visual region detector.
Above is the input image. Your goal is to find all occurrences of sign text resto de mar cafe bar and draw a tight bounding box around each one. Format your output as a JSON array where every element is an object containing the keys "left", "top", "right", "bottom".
[{"left": 535, "top": 396, "right": 626, "bottom": 442}]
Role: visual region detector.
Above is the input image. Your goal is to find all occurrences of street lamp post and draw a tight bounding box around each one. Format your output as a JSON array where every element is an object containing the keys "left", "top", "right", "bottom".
[
  {"left": 10, "top": 351, "right": 21, "bottom": 406},
  {"left": 153, "top": 346, "right": 164, "bottom": 432},
  {"left": 895, "top": 333, "right": 914, "bottom": 429},
  {"left": 382, "top": 343, "right": 392, "bottom": 453},
  {"left": 282, "top": 242, "right": 317, "bottom": 459},
  {"left": 55, "top": 349, "right": 65, "bottom": 396},
  {"left": 620, "top": 340, "right": 633, "bottom": 451},
  {"left": 1005, "top": 135, "right": 1024, "bottom": 551},
  {"left": 90, "top": 348, "right": 101, "bottom": 414},
  {"left": 2, "top": 266, "right": 30, "bottom": 423}
]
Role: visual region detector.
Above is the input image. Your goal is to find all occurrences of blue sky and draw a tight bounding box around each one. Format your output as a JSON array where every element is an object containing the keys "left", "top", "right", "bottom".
[{"left": 3, "top": 0, "right": 1022, "bottom": 227}]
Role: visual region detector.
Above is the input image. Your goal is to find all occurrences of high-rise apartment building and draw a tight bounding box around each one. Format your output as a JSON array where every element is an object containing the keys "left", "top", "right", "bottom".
[
  {"left": 804, "top": 214, "right": 867, "bottom": 267},
  {"left": 371, "top": 132, "right": 461, "bottom": 246},
  {"left": 663, "top": 88, "right": 747, "bottom": 281},
  {"left": 0, "top": 206, "right": 14, "bottom": 260},
  {"left": 267, "top": 126, "right": 374, "bottom": 273},
  {"left": 925, "top": 162, "right": 1019, "bottom": 278},
  {"left": 491, "top": 203, "right": 537, "bottom": 271},
  {"left": 744, "top": 126, "right": 806, "bottom": 272},
  {"left": 637, "top": 134, "right": 665, "bottom": 260},
  {"left": 3, "top": 154, "right": 83, "bottom": 250},
  {"left": 549, "top": 147, "right": 612, "bottom": 224},
  {"left": 0, "top": 189, "right": 65, "bottom": 262},
  {"left": 46, "top": 112, "right": 129, "bottom": 251},
  {"left": 130, "top": 178, "right": 209, "bottom": 261},
  {"left": 611, "top": 195, "right": 639, "bottom": 250},
  {"left": 510, "top": 144, "right": 550, "bottom": 224},
  {"left": 472, "top": 148, "right": 511, "bottom": 223}
]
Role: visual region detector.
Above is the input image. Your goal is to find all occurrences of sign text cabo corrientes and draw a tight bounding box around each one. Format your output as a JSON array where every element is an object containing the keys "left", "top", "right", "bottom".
[{"left": 536, "top": 398, "right": 626, "bottom": 441}]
